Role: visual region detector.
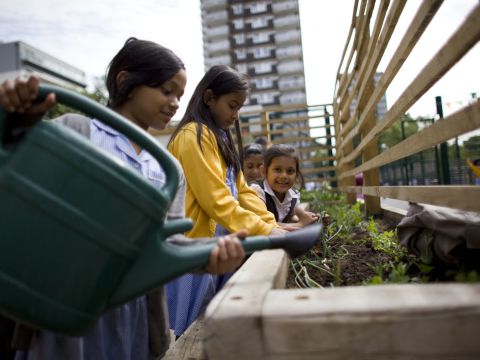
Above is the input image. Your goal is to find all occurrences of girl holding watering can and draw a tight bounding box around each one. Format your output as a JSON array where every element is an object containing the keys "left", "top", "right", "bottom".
[{"left": 0, "top": 37, "right": 246, "bottom": 360}]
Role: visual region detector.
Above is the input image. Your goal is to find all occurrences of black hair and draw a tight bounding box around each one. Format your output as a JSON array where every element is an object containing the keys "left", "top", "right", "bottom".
[
  {"left": 243, "top": 143, "right": 264, "bottom": 160},
  {"left": 254, "top": 136, "right": 268, "bottom": 148},
  {"left": 106, "top": 37, "right": 185, "bottom": 109},
  {"left": 169, "top": 65, "right": 249, "bottom": 175},
  {"left": 474, "top": 158, "right": 480, "bottom": 166},
  {"left": 264, "top": 144, "right": 305, "bottom": 189}
]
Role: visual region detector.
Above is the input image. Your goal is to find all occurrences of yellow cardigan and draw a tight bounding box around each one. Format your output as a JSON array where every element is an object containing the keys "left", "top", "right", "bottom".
[
  {"left": 467, "top": 158, "right": 480, "bottom": 177},
  {"left": 168, "top": 122, "right": 277, "bottom": 237}
]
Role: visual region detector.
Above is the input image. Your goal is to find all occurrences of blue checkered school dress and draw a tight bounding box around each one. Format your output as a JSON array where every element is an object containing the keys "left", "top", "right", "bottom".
[
  {"left": 14, "top": 120, "right": 167, "bottom": 360},
  {"left": 166, "top": 162, "right": 238, "bottom": 337}
]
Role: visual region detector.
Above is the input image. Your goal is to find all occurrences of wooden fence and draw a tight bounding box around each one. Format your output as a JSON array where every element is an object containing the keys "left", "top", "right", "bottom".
[
  {"left": 333, "top": 0, "right": 480, "bottom": 214},
  {"left": 165, "top": 2, "right": 480, "bottom": 359}
]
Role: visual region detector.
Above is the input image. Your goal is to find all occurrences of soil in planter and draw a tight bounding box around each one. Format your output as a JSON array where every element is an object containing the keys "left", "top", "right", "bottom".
[
  {"left": 287, "top": 218, "right": 402, "bottom": 288},
  {"left": 287, "top": 190, "right": 480, "bottom": 289}
]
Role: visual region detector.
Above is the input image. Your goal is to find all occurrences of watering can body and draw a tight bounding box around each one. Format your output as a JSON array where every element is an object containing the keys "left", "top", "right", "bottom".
[
  {"left": 0, "top": 85, "right": 322, "bottom": 335},
  {"left": 0, "top": 86, "right": 189, "bottom": 334}
]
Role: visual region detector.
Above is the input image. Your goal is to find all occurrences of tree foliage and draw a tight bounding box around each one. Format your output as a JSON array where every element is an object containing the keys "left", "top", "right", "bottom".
[
  {"left": 44, "top": 86, "right": 108, "bottom": 120},
  {"left": 378, "top": 114, "right": 421, "bottom": 149}
]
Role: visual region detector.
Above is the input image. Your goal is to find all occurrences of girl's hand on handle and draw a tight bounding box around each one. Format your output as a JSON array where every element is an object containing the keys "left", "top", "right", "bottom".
[
  {"left": 0, "top": 75, "right": 56, "bottom": 115},
  {"left": 205, "top": 229, "right": 247, "bottom": 275}
]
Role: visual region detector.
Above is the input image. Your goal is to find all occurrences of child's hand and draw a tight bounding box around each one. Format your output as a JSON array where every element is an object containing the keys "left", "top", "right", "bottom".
[
  {"left": 0, "top": 75, "right": 56, "bottom": 115},
  {"left": 205, "top": 229, "right": 247, "bottom": 274},
  {"left": 298, "top": 211, "right": 320, "bottom": 226}
]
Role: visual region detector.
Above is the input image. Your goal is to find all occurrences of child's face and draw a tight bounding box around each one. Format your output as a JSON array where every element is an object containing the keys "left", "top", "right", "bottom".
[
  {"left": 243, "top": 154, "right": 264, "bottom": 183},
  {"left": 208, "top": 91, "right": 247, "bottom": 130},
  {"left": 120, "top": 69, "right": 187, "bottom": 131},
  {"left": 266, "top": 156, "right": 297, "bottom": 196}
]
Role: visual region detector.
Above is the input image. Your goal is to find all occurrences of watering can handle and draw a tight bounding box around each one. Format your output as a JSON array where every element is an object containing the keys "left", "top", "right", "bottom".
[{"left": 30, "top": 85, "right": 179, "bottom": 201}]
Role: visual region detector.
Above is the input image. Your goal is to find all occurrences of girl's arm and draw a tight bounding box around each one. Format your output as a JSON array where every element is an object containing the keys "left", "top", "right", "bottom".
[{"left": 170, "top": 124, "right": 276, "bottom": 236}]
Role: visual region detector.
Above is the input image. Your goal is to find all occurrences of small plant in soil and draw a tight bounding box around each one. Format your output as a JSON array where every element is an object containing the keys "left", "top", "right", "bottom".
[{"left": 288, "top": 184, "right": 480, "bottom": 289}]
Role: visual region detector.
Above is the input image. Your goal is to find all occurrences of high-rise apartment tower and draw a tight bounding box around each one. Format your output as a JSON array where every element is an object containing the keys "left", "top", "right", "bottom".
[{"left": 200, "top": 0, "right": 307, "bottom": 111}]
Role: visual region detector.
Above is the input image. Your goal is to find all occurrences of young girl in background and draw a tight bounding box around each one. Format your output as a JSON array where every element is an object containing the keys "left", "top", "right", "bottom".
[
  {"left": 166, "top": 65, "right": 285, "bottom": 337},
  {"left": 243, "top": 143, "right": 265, "bottom": 185},
  {"left": 251, "top": 144, "right": 320, "bottom": 228},
  {"left": 0, "top": 38, "right": 246, "bottom": 360}
]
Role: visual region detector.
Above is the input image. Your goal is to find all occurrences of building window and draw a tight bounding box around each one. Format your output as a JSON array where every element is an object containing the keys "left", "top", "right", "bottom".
[
  {"left": 249, "top": 17, "right": 268, "bottom": 29},
  {"left": 255, "top": 77, "right": 274, "bottom": 89},
  {"left": 232, "top": 19, "right": 244, "bottom": 30},
  {"left": 253, "top": 47, "right": 271, "bottom": 59},
  {"left": 251, "top": 32, "right": 270, "bottom": 44},
  {"left": 231, "top": 4, "right": 243, "bottom": 15},
  {"left": 254, "top": 62, "right": 273, "bottom": 74},
  {"left": 233, "top": 33, "right": 245, "bottom": 45},
  {"left": 235, "top": 48, "right": 247, "bottom": 60},
  {"left": 236, "top": 63, "right": 247, "bottom": 73},
  {"left": 249, "top": 2, "right": 267, "bottom": 14}
]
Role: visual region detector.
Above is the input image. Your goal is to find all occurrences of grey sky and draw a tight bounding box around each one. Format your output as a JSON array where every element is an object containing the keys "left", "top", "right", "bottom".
[{"left": 0, "top": 0, "right": 478, "bottom": 124}]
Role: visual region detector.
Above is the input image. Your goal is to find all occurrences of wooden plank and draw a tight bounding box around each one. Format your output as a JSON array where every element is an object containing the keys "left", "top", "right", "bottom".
[
  {"left": 340, "top": 101, "right": 480, "bottom": 179},
  {"left": 334, "top": 0, "right": 359, "bottom": 97},
  {"left": 301, "top": 155, "right": 336, "bottom": 163},
  {"left": 339, "top": 3, "right": 480, "bottom": 166},
  {"left": 164, "top": 317, "right": 206, "bottom": 360},
  {"left": 340, "top": 0, "right": 443, "bottom": 142},
  {"left": 262, "top": 284, "right": 480, "bottom": 359},
  {"left": 240, "top": 115, "right": 309, "bottom": 128},
  {"left": 300, "top": 166, "right": 336, "bottom": 175},
  {"left": 297, "top": 145, "right": 335, "bottom": 153},
  {"left": 203, "top": 250, "right": 289, "bottom": 360},
  {"left": 339, "top": 0, "right": 405, "bottom": 129},
  {"left": 342, "top": 185, "right": 480, "bottom": 212}
]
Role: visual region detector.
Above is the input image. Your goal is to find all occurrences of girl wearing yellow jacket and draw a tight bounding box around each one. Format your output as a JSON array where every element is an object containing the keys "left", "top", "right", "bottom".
[{"left": 165, "top": 65, "right": 285, "bottom": 337}]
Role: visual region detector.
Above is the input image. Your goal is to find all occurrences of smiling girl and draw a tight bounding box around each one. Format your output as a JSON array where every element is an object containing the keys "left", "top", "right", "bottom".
[{"left": 250, "top": 144, "right": 320, "bottom": 228}]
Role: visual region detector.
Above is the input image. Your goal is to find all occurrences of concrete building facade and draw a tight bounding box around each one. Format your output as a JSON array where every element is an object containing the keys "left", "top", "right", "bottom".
[
  {"left": 0, "top": 41, "right": 86, "bottom": 91},
  {"left": 200, "top": 0, "right": 307, "bottom": 111}
]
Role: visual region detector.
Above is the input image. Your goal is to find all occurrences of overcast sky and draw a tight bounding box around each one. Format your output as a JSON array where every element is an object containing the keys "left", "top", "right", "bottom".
[{"left": 0, "top": 0, "right": 478, "bottom": 123}]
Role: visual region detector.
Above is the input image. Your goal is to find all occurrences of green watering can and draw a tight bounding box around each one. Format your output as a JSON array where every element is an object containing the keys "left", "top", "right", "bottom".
[{"left": 0, "top": 85, "right": 322, "bottom": 335}]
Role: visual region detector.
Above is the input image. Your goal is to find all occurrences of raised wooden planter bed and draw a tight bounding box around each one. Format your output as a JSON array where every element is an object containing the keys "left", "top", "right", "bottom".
[{"left": 200, "top": 206, "right": 480, "bottom": 360}]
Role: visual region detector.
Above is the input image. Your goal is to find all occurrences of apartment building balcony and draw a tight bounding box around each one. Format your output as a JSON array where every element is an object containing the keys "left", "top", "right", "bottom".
[
  {"left": 279, "top": 91, "right": 306, "bottom": 105},
  {"left": 246, "top": 49, "right": 276, "bottom": 61},
  {"left": 275, "top": 29, "right": 302, "bottom": 45},
  {"left": 204, "top": 10, "right": 228, "bottom": 26},
  {"left": 247, "top": 64, "right": 278, "bottom": 77},
  {"left": 246, "top": 34, "right": 275, "bottom": 46},
  {"left": 201, "top": 0, "right": 226, "bottom": 11},
  {"left": 272, "top": 1, "right": 299, "bottom": 14},
  {"left": 276, "top": 45, "right": 302, "bottom": 59},
  {"left": 278, "top": 75, "right": 305, "bottom": 91},
  {"left": 245, "top": 3, "right": 272, "bottom": 16},
  {"left": 204, "top": 39, "right": 230, "bottom": 54},
  {"left": 203, "top": 25, "right": 229, "bottom": 40},
  {"left": 204, "top": 54, "right": 231, "bottom": 68},
  {"left": 277, "top": 60, "right": 304, "bottom": 74},
  {"left": 273, "top": 14, "right": 300, "bottom": 29},
  {"left": 245, "top": 18, "right": 274, "bottom": 31},
  {"left": 250, "top": 79, "right": 279, "bottom": 91}
]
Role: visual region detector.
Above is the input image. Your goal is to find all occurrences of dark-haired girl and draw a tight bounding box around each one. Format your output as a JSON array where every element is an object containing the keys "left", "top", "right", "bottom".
[
  {"left": 0, "top": 38, "right": 245, "bottom": 360},
  {"left": 166, "top": 65, "right": 285, "bottom": 337}
]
